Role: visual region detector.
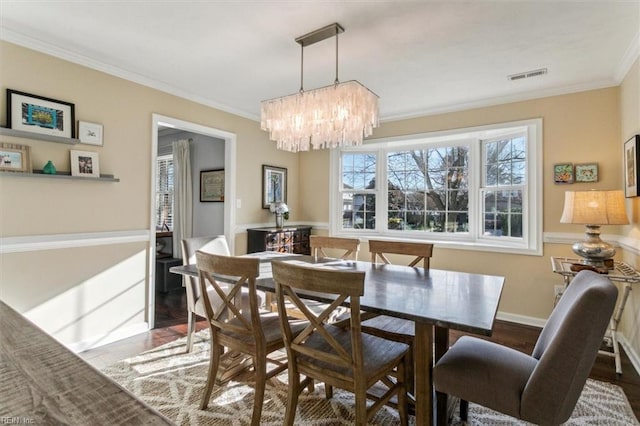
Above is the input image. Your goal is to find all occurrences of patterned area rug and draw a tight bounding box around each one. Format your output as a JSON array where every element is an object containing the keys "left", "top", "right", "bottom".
[{"left": 101, "top": 330, "right": 639, "bottom": 425}]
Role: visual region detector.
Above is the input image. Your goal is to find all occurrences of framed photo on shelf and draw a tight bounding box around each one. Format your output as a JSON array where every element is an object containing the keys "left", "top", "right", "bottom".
[
  {"left": 6, "top": 89, "right": 75, "bottom": 138},
  {"left": 200, "top": 169, "right": 225, "bottom": 202},
  {"left": 78, "top": 121, "right": 104, "bottom": 146},
  {"left": 624, "top": 134, "right": 640, "bottom": 197},
  {"left": 574, "top": 163, "right": 598, "bottom": 183},
  {"left": 553, "top": 163, "right": 574, "bottom": 184},
  {"left": 262, "top": 164, "right": 287, "bottom": 208},
  {"left": 0, "top": 142, "right": 32, "bottom": 173},
  {"left": 70, "top": 150, "right": 100, "bottom": 178}
]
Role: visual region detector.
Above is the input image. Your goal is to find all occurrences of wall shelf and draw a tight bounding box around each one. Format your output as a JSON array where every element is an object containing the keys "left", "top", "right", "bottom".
[
  {"left": 0, "top": 170, "right": 119, "bottom": 182},
  {"left": 0, "top": 127, "right": 80, "bottom": 145}
]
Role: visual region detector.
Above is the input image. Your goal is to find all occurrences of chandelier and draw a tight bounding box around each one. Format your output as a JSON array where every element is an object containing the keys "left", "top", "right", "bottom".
[{"left": 260, "top": 23, "right": 379, "bottom": 152}]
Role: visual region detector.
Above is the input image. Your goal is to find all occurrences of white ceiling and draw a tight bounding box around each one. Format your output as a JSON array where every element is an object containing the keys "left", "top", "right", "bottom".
[{"left": 1, "top": 1, "right": 639, "bottom": 122}]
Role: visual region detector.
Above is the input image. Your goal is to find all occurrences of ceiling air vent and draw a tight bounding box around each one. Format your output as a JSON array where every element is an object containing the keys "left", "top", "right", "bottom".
[{"left": 508, "top": 68, "right": 548, "bottom": 81}]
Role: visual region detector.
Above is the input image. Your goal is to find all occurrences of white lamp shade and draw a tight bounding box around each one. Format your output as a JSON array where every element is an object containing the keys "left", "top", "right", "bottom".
[{"left": 560, "top": 190, "right": 629, "bottom": 225}]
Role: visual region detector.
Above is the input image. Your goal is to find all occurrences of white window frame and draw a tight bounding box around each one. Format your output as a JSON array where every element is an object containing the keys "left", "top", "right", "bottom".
[
  {"left": 329, "top": 118, "right": 543, "bottom": 255},
  {"left": 155, "top": 153, "right": 174, "bottom": 231}
]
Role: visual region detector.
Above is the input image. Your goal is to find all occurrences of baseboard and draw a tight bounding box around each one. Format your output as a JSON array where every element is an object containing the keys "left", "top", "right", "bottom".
[
  {"left": 496, "top": 310, "right": 546, "bottom": 328},
  {"left": 619, "top": 335, "right": 640, "bottom": 376},
  {"left": 67, "top": 322, "right": 150, "bottom": 353}
]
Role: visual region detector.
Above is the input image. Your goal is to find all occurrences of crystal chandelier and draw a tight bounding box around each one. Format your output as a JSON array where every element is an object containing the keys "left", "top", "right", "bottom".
[{"left": 260, "top": 23, "right": 379, "bottom": 152}]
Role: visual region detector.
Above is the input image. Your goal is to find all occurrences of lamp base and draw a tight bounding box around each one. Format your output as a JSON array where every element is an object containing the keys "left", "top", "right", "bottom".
[{"left": 572, "top": 224, "right": 615, "bottom": 267}]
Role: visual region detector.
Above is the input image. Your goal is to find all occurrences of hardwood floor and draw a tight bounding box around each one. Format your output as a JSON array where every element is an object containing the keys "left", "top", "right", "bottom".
[{"left": 80, "top": 289, "right": 640, "bottom": 421}]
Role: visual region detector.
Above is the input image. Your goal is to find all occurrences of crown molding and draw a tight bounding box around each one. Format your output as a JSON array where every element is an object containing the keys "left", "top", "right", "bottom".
[
  {"left": 615, "top": 30, "right": 640, "bottom": 83},
  {"left": 0, "top": 28, "right": 257, "bottom": 121}
]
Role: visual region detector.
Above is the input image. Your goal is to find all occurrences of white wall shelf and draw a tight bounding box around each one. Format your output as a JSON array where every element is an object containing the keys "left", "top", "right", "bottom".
[
  {"left": 0, "top": 127, "right": 80, "bottom": 145},
  {"left": 0, "top": 170, "right": 119, "bottom": 182}
]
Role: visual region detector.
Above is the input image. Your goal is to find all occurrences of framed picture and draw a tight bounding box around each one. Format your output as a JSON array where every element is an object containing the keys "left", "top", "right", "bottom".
[
  {"left": 624, "top": 135, "right": 640, "bottom": 197},
  {"left": 553, "top": 163, "right": 574, "bottom": 184},
  {"left": 574, "top": 163, "right": 598, "bottom": 183},
  {"left": 200, "top": 169, "right": 225, "bottom": 202},
  {"left": 70, "top": 150, "right": 100, "bottom": 178},
  {"left": 0, "top": 142, "right": 32, "bottom": 173},
  {"left": 262, "top": 165, "right": 287, "bottom": 208},
  {"left": 78, "top": 121, "right": 103, "bottom": 146},
  {"left": 6, "top": 89, "right": 75, "bottom": 138}
]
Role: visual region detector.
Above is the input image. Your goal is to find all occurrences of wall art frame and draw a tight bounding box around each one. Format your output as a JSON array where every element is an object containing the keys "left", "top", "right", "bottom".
[
  {"left": 0, "top": 142, "right": 32, "bottom": 173},
  {"left": 574, "top": 163, "right": 598, "bottom": 183},
  {"left": 70, "top": 150, "right": 100, "bottom": 178},
  {"left": 553, "top": 163, "right": 574, "bottom": 184},
  {"left": 7, "top": 89, "right": 75, "bottom": 138},
  {"left": 200, "top": 168, "right": 225, "bottom": 202},
  {"left": 78, "top": 121, "right": 103, "bottom": 146},
  {"left": 262, "top": 164, "right": 287, "bottom": 208},
  {"left": 624, "top": 134, "right": 640, "bottom": 197}
]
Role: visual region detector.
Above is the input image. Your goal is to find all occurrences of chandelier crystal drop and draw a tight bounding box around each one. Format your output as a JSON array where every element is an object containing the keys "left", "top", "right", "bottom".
[{"left": 260, "top": 23, "right": 379, "bottom": 152}]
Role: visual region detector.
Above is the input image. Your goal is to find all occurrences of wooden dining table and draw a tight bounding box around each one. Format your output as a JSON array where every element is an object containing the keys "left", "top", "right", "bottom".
[{"left": 171, "top": 252, "right": 504, "bottom": 426}]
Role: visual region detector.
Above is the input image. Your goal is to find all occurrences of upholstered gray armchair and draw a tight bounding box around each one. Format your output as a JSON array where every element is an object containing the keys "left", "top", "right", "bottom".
[{"left": 434, "top": 270, "right": 617, "bottom": 425}]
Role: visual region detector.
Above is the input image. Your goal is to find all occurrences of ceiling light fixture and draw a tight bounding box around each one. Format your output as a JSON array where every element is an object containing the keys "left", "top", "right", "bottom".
[{"left": 260, "top": 23, "right": 379, "bottom": 152}]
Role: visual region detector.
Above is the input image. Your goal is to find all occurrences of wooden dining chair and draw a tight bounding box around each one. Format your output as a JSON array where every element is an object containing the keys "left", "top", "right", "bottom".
[
  {"left": 310, "top": 235, "right": 361, "bottom": 260},
  {"left": 369, "top": 239, "right": 433, "bottom": 269},
  {"left": 272, "top": 260, "right": 410, "bottom": 426},
  {"left": 434, "top": 270, "right": 617, "bottom": 424},
  {"left": 195, "top": 252, "right": 307, "bottom": 426},
  {"left": 276, "top": 235, "right": 362, "bottom": 320}
]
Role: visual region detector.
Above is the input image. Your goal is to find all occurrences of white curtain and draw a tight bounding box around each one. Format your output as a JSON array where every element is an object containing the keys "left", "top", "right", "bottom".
[{"left": 172, "top": 139, "right": 193, "bottom": 257}]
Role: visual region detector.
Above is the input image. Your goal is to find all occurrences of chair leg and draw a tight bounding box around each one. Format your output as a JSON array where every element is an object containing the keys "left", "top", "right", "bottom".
[
  {"left": 397, "top": 355, "right": 409, "bottom": 426},
  {"left": 354, "top": 382, "right": 368, "bottom": 425},
  {"left": 186, "top": 311, "right": 197, "bottom": 353},
  {"left": 251, "top": 353, "right": 267, "bottom": 426},
  {"left": 284, "top": 366, "right": 300, "bottom": 426},
  {"left": 460, "top": 399, "right": 469, "bottom": 422},
  {"left": 199, "top": 336, "right": 221, "bottom": 409},
  {"left": 324, "top": 383, "right": 333, "bottom": 399}
]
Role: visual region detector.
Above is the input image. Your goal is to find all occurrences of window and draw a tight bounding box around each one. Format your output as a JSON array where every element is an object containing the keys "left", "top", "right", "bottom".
[
  {"left": 155, "top": 154, "right": 174, "bottom": 231},
  {"left": 331, "top": 119, "right": 542, "bottom": 255}
]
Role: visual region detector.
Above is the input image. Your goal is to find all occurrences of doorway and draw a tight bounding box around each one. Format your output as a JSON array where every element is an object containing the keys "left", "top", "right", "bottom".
[{"left": 149, "top": 114, "right": 237, "bottom": 329}]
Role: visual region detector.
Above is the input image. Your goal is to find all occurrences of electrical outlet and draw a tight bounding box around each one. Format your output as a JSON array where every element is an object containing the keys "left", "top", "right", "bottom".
[{"left": 554, "top": 285, "right": 564, "bottom": 297}]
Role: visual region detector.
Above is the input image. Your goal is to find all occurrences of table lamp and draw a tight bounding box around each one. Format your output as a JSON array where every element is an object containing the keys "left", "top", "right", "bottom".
[{"left": 560, "top": 190, "right": 629, "bottom": 267}]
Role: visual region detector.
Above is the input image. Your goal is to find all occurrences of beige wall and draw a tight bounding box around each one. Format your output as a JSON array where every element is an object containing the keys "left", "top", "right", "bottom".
[
  {"left": 620, "top": 57, "right": 640, "bottom": 357},
  {"left": 0, "top": 41, "right": 300, "bottom": 348}
]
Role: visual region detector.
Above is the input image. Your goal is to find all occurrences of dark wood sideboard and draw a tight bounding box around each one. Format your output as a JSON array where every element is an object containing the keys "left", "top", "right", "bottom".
[{"left": 247, "top": 225, "right": 311, "bottom": 255}]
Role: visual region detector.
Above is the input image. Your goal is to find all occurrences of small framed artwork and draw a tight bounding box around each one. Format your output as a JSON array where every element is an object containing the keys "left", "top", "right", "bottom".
[
  {"left": 6, "top": 89, "right": 75, "bottom": 138},
  {"left": 70, "top": 150, "right": 100, "bottom": 178},
  {"left": 78, "top": 121, "right": 104, "bottom": 146},
  {"left": 262, "top": 164, "right": 287, "bottom": 208},
  {"left": 575, "top": 163, "right": 598, "bottom": 183},
  {"left": 200, "top": 169, "right": 225, "bottom": 202},
  {"left": 624, "top": 134, "right": 640, "bottom": 197},
  {"left": 553, "top": 163, "right": 574, "bottom": 184},
  {"left": 0, "top": 142, "right": 32, "bottom": 173}
]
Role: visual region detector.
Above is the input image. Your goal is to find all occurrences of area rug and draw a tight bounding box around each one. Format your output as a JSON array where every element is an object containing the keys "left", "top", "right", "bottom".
[{"left": 101, "top": 330, "right": 638, "bottom": 425}]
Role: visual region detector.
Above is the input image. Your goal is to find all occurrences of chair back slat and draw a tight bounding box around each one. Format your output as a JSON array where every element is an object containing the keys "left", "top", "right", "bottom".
[
  {"left": 368, "top": 239, "right": 433, "bottom": 269},
  {"left": 310, "top": 236, "right": 360, "bottom": 260}
]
